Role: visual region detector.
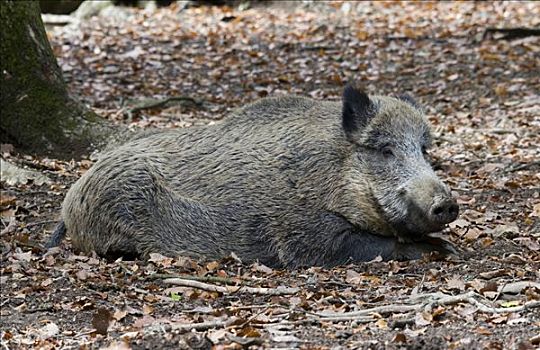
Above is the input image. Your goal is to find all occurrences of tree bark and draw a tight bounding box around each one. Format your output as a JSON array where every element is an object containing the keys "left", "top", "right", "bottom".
[{"left": 0, "top": 0, "right": 115, "bottom": 159}]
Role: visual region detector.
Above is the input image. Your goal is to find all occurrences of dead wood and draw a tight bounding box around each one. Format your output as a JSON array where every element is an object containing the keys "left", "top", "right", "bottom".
[{"left": 163, "top": 278, "right": 299, "bottom": 295}]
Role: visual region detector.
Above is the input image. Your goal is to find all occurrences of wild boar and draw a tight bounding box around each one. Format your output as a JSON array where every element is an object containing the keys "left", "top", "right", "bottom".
[{"left": 48, "top": 84, "right": 459, "bottom": 268}]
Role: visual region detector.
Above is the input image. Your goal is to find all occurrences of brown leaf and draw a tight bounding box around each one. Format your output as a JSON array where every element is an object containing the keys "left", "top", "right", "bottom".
[
  {"left": 513, "top": 237, "right": 540, "bottom": 251},
  {"left": 236, "top": 327, "right": 261, "bottom": 338},
  {"left": 480, "top": 281, "right": 498, "bottom": 295},
  {"left": 493, "top": 224, "right": 520, "bottom": 237},
  {"left": 414, "top": 312, "right": 432, "bottom": 326},
  {"left": 475, "top": 326, "right": 492, "bottom": 335},
  {"left": 13, "top": 252, "right": 33, "bottom": 262},
  {"left": 463, "top": 227, "right": 483, "bottom": 242},
  {"left": 76, "top": 270, "right": 88, "bottom": 281},
  {"left": 0, "top": 193, "right": 16, "bottom": 208},
  {"left": 206, "top": 260, "right": 220, "bottom": 271},
  {"left": 531, "top": 203, "right": 540, "bottom": 217},
  {"left": 40, "top": 278, "right": 53, "bottom": 287},
  {"left": 113, "top": 309, "right": 128, "bottom": 321},
  {"left": 92, "top": 308, "right": 112, "bottom": 335},
  {"left": 448, "top": 218, "right": 470, "bottom": 229},
  {"left": 132, "top": 315, "right": 156, "bottom": 329},
  {"left": 142, "top": 304, "right": 154, "bottom": 315},
  {"left": 446, "top": 276, "right": 466, "bottom": 291},
  {"left": 479, "top": 269, "right": 510, "bottom": 280},
  {"left": 148, "top": 253, "right": 173, "bottom": 268},
  {"left": 38, "top": 322, "right": 59, "bottom": 339},
  {"left": 251, "top": 262, "right": 273, "bottom": 274},
  {"left": 393, "top": 333, "right": 407, "bottom": 343},
  {"left": 101, "top": 340, "right": 131, "bottom": 350}
]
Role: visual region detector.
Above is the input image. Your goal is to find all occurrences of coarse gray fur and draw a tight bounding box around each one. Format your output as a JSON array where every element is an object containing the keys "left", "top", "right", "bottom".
[{"left": 51, "top": 85, "right": 459, "bottom": 268}]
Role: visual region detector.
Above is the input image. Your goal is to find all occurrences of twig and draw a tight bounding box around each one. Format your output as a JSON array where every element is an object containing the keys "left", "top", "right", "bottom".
[
  {"left": 0, "top": 217, "right": 17, "bottom": 235},
  {"left": 499, "top": 281, "right": 540, "bottom": 294},
  {"left": 316, "top": 304, "right": 419, "bottom": 318},
  {"left": 1, "top": 339, "right": 11, "bottom": 350},
  {"left": 8, "top": 158, "right": 58, "bottom": 172},
  {"left": 14, "top": 240, "right": 44, "bottom": 252},
  {"left": 314, "top": 291, "right": 540, "bottom": 322},
  {"left": 233, "top": 305, "right": 272, "bottom": 329},
  {"left": 507, "top": 160, "right": 540, "bottom": 172},
  {"left": 169, "top": 316, "right": 239, "bottom": 332},
  {"left": 149, "top": 273, "right": 241, "bottom": 285},
  {"left": 313, "top": 315, "right": 376, "bottom": 323},
  {"left": 163, "top": 278, "right": 299, "bottom": 295},
  {"left": 25, "top": 220, "right": 58, "bottom": 229}
]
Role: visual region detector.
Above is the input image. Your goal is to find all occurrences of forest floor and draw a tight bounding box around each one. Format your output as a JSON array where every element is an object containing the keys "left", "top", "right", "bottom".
[{"left": 1, "top": 2, "right": 539, "bottom": 349}]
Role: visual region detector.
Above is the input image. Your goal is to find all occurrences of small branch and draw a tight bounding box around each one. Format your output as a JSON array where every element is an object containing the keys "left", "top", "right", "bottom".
[
  {"left": 234, "top": 305, "right": 272, "bottom": 329},
  {"left": 466, "top": 299, "right": 540, "bottom": 314},
  {"left": 316, "top": 304, "right": 419, "bottom": 318},
  {"left": 1, "top": 217, "right": 17, "bottom": 235},
  {"left": 25, "top": 220, "right": 58, "bottom": 229},
  {"left": 149, "top": 273, "right": 240, "bottom": 285},
  {"left": 169, "top": 316, "right": 239, "bottom": 332},
  {"left": 163, "top": 278, "right": 299, "bottom": 295},
  {"left": 314, "top": 291, "right": 540, "bottom": 322},
  {"left": 499, "top": 281, "right": 540, "bottom": 294},
  {"left": 507, "top": 160, "right": 540, "bottom": 172},
  {"left": 312, "top": 315, "right": 376, "bottom": 323},
  {"left": 15, "top": 240, "right": 45, "bottom": 252}
]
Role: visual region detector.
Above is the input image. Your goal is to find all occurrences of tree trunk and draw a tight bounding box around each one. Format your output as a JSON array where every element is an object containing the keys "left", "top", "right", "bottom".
[{"left": 0, "top": 0, "right": 115, "bottom": 159}]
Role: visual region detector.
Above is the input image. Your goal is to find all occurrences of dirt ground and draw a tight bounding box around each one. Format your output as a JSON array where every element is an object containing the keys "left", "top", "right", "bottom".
[{"left": 1, "top": 2, "right": 539, "bottom": 349}]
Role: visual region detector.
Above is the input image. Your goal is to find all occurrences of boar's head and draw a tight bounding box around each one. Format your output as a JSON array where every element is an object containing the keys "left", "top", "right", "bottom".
[{"left": 339, "top": 84, "right": 459, "bottom": 242}]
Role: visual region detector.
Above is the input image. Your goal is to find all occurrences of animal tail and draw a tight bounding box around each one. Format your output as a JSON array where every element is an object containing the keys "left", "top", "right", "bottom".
[{"left": 46, "top": 220, "right": 66, "bottom": 248}]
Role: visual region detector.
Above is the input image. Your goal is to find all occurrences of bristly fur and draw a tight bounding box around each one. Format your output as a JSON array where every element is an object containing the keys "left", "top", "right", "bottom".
[{"left": 55, "top": 85, "right": 458, "bottom": 268}]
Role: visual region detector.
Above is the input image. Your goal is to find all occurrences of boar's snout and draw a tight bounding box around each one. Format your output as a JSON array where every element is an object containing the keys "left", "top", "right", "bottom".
[
  {"left": 429, "top": 197, "right": 459, "bottom": 226},
  {"left": 398, "top": 175, "right": 460, "bottom": 236}
]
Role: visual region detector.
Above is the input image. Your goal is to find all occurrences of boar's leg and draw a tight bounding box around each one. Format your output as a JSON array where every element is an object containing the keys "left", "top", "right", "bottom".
[
  {"left": 328, "top": 232, "right": 457, "bottom": 266},
  {"left": 279, "top": 212, "right": 457, "bottom": 268},
  {"left": 392, "top": 236, "right": 458, "bottom": 261}
]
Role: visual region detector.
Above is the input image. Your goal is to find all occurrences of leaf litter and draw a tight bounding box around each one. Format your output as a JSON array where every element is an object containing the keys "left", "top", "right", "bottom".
[{"left": 1, "top": 1, "right": 539, "bottom": 349}]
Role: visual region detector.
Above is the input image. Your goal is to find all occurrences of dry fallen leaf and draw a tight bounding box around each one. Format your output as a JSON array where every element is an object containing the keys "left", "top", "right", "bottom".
[
  {"left": 148, "top": 253, "right": 173, "bottom": 268},
  {"left": 113, "top": 309, "right": 128, "bottom": 321},
  {"left": 92, "top": 308, "right": 113, "bottom": 335},
  {"left": 393, "top": 333, "right": 407, "bottom": 343}
]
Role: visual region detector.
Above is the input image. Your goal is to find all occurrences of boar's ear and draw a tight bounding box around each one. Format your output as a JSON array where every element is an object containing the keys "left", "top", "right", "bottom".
[
  {"left": 397, "top": 94, "right": 421, "bottom": 110},
  {"left": 342, "top": 84, "right": 376, "bottom": 136}
]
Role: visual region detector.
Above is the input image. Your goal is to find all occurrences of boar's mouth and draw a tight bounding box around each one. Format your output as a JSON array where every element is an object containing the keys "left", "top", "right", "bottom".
[
  {"left": 388, "top": 199, "right": 451, "bottom": 241},
  {"left": 391, "top": 219, "right": 445, "bottom": 241}
]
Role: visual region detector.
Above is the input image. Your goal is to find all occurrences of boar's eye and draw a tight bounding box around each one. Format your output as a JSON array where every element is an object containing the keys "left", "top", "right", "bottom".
[{"left": 381, "top": 146, "right": 394, "bottom": 158}]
